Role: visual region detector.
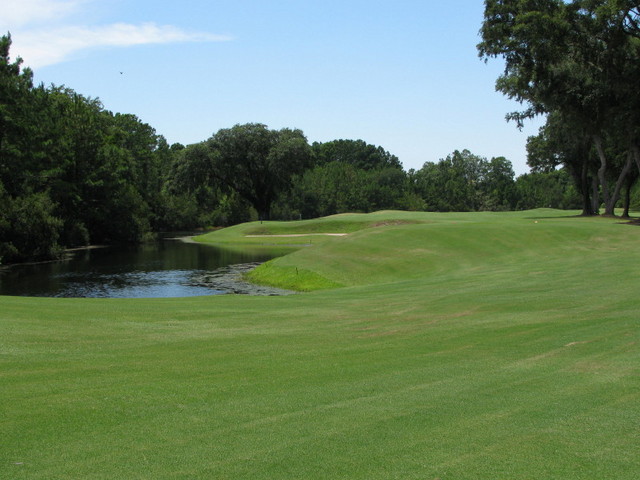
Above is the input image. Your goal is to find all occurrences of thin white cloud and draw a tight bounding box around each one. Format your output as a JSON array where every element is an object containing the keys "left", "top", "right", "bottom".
[
  {"left": 1, "top": 0, "right": 232, "bottom": 69},
  {"left": 1, "top": 0, "right": 86, "bottom": 28},
  {"left": 14, "top": 23, "right": 233, "bottom": 68}
]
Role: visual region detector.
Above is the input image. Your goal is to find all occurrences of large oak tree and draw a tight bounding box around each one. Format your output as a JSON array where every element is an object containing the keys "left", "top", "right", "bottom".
[
  {"left": 478, "top": 0, "right": 640, "bottom": 215},
  {"left": 206, "top": 123, "right": 312, "bottom": 220}
]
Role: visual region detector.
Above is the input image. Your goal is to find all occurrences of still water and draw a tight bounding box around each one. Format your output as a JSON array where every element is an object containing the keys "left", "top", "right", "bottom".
[{"left": 0, "top": 237, "right": 285, "bottom": 298}]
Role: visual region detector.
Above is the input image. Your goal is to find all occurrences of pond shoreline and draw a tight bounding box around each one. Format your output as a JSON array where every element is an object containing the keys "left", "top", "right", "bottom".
[
  {"left": 0, "top": 235, "right": 292, "bottom": 298},
  {"left": 174, "top": 236, "right": 295, "bottom": 295},
  {"left": 191, "top": 262, "right": 295, "bottom": 296}
]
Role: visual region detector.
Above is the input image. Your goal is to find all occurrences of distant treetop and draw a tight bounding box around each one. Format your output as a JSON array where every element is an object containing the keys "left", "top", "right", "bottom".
[{"left": 311, "top": 139, "right": 402, "bottom": 170}]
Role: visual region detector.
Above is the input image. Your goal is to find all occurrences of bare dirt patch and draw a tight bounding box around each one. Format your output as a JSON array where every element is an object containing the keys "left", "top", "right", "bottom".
[
  {"left": 564, "top": 340, "right": 593, "bottom": 347},
  {"left": 370, "top": 220, "right": 420, "bottom": 228}
]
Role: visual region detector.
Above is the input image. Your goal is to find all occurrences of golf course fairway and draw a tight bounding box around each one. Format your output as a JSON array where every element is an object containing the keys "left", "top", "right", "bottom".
[{"left": 1, "top": 209, "right": 638, "bottom": 479}]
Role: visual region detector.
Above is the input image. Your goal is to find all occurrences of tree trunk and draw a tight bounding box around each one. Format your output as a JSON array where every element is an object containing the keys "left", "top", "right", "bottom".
[
  {"left": 591, "top": 176, "right": 600, "bottom": 215},
  {"left": 604, "top": 152, "right": 633, "bottom": 216},
  {"left": 593, "top": 135, "right": 611, "bottom": 212},
  {"left": 580, "top": 157, "right": 593, "bottom": 216},
  {"left": 255, "top": 198, "right": 271, "bottom": 221},
  {"left": 622, "top": 180, "right": 631, "bottom": 219}
]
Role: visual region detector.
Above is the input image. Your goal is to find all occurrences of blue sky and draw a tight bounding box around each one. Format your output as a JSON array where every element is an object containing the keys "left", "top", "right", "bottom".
[{"left": 2, "top": 0, "right": 544, "bottom": 174}]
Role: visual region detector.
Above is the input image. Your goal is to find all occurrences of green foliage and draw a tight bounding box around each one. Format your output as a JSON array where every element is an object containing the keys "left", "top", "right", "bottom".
[
  {"left": 0, "top": 34, "right": 35, "bottom": 199},
  {"left": 162, "top": 142, "right": 223, "bottom": 227},
  {"left": 277, "top": 140, "right": 409, "bottom": 219},
  {"left": 363, "top": 167, "right": 410, "bottom": 210},
  {"left": 628, "top": 180, "right": 640, "bottom": 210},
  {"left": 0, "top": 34, "right": 193, "bottom": 259},
  {"left": 515, "top": 169, "right": 582, "bottom": 210},
  {"left": 414, "top": 150, "right": 517, "bottom": 211},
  {"left": 211, "top": 191, "right": 252, "bottom": 227},
  {"left": 155, "top": 191, "right": 206, "bottom": 231},
  {"left": 206, "top": 123, "right": 313, "bottom": 220},
  {"left": 479, "top": 0, "right": 640, "bottom": 215},
  {"left": 292, "top": 162, "right": 368, "bottom": 217},
  {"left": 285, "top": 161, "right": 411, "bottom": 219},
  {"left": 311, "top": 139, "right": 402, "bottom": 170},
  {"left": 0, "top": 191, "right": 63, "bottom": 263}
]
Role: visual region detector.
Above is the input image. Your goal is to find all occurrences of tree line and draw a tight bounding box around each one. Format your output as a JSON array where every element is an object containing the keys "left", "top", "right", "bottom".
[{"left": 0, "top": 32, "right": 617, "bottom": 264}]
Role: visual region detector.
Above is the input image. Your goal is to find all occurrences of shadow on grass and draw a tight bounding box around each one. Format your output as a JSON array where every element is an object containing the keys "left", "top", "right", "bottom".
[
  {"left": 524, "top": 212, "right": 640, "bottom": 222},
  {"left": 622, "top": 218, "right": 640, "bottom": 226},
  {"left": 523, "top": 214, "right": 587, "bottom": 220}
]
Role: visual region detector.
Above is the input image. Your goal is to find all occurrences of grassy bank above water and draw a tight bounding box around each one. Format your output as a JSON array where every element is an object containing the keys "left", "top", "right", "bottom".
[{"left": 1, "top": 209, "right": 638, "bottom": 479}]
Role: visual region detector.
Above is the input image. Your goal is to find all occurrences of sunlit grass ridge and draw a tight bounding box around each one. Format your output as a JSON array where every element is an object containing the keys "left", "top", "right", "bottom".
[
  {"left": 1, "top": 209, "right": 638, "bottom": 479},
  {"left": 208, "top": 209, "right": 621, "bottom": 291}
]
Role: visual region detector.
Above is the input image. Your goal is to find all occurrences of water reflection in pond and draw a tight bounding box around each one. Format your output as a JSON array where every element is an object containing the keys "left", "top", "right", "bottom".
[{"left": 0, "top": 237, "right": 290, "bottom": 298}]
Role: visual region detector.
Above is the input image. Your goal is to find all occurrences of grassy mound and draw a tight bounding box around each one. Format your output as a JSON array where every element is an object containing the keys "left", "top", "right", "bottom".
[
  {"left": 1, "top": 209, "right": 639, "bottom": 479},
  {"left": 199, "top": 209, "right": 624, "bottom": 292}
]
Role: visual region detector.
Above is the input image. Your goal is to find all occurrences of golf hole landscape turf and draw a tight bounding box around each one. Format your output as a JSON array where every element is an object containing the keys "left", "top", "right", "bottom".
[{"left": 1, "top": 209, "right": 638, "bottom": 479}]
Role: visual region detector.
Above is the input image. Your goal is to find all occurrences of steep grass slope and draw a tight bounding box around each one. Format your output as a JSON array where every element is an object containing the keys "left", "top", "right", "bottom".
[
  {"left": 241, "top": 209, "right": 631, "bottom": 290},
  {"left": 1, "top": 210, "right": 638, "bottom": 479}
]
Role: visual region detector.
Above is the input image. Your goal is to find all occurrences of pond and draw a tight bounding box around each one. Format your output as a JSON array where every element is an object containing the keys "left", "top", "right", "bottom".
[{"left": 0, "top": 236, "right": 291, "bottom": 298}]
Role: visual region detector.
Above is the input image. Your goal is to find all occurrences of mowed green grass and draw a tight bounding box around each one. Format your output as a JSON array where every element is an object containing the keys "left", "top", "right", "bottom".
[{"left": 1, "top": 209, "right": 639, "bottom": 479}]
